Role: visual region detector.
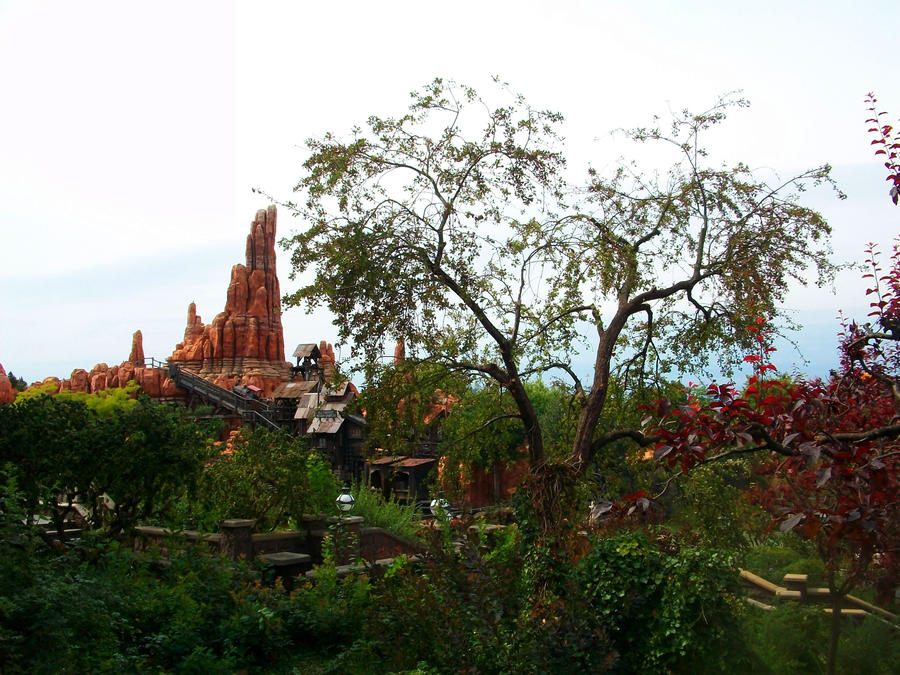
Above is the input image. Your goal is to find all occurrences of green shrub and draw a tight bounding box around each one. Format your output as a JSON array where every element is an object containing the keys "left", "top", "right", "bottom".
[
  {"left": 357, "top": 520, "right": 614, "bottom": 674},
  {"left": 185, "top": 429, "right": 338, "bottom": 531},
  {"left": 741, "top": 602, "right": 827, "bottom": 673},
  {"left": 347, "top": 481, "right": 421, "bottom": 540},
  {"left": 837, "top": 613, "right": 900, "bottom": 674},
  {"left": 577, "top": 532, "right": 755, "bottom": 673},
  {"left": 669, "top": 458, "right": 769, "bottom": 551},
  {"left": 741, "top": 598, "right": 900, "bottom": 674},
  {"left": 782, "top": 557, "right": 827, "bottom": 586}
]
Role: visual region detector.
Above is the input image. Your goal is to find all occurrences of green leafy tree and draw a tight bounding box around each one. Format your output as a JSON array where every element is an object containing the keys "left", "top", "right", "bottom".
[
  {"left": 89, "top": 397, "right": 215, "bottom": 535},
  {"left": 437, "top": 379, "right": 579, "bottom": 490},
  {"left": 353, "top": 359, "right": 467, "bottom": 457},
  {"left": 5, "top": 372, "right": 27, "bottom": 392},
  {"left": 0, "top": 393, "right": 214, "bottom": 538},
  {"left": 278, "top": 78, "right": 839, "bottom": 528},
  {"left": 189, "top": 427, "right": 337, "bottom": 531},
  {"left": 0, "top": 394, "right": 98, "bottom": 538}
]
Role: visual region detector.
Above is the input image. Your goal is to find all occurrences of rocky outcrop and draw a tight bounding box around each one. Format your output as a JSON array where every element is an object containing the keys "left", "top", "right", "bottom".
[
  {"left": 52, "top": 358, "right": 178, "bottom": 399},
  {"left": 38, "top": 333, "right": 178, "bottom": 397},
  {"left": 318, "top": 341, "right": 336, "bottom": 380},
  {"left": 170, "top": 205, "right": 290, "bottom": 395},
  {"left": 129, "top": 330, "right": 145, "bottom": 366},
  {"left": 0, "top": 364, "right": 14, "bottom": 404},
  {"left": 17, "top": 206, "right": 294, "bottom": 401}
]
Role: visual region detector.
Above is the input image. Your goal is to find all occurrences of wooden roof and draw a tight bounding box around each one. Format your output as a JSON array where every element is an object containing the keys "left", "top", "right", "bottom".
[
  {"left": 292, "top": 343, "right": 321, "bottom": 359},
  {"left": 271, "top": 380, "right": 318, "bottom": 399}
]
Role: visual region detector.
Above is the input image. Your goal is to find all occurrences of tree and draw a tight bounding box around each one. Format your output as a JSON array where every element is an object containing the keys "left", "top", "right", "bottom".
[
  {"left": 278, "top": 78, "right": 839, "bottom": 526},
  {"left": 0, "top": 393, "right": 215, "bottom": 538},
  {"left": 351, "top": 358, "right": 467, "bottom": 458},
  {"left": 188, "top": 427, "right": 338, "bottom": 531},
  {"left": 5, "top": 372, "right": 27, "bottom": 392}
]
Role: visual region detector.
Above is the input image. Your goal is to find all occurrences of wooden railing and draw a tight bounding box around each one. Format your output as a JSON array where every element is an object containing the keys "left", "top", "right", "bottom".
[
  {"left": 740, "top": 570, "right": 899, "bottom": 626},
  {"left": 167, "top": 363, "right": 281, "bottom": 431}
]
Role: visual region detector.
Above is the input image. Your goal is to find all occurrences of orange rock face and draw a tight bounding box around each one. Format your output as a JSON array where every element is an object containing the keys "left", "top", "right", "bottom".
[
  {"left": 170, "top": 205, "right": 290, "bottom": 384},
  {"left": 0, "top": 364, "right": 14, "bottom": 404}
]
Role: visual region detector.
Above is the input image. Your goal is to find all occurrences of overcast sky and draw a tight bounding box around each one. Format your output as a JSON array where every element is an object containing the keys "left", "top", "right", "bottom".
[{"left": 0, "top": 1, "right": 897, "bottom": 384}]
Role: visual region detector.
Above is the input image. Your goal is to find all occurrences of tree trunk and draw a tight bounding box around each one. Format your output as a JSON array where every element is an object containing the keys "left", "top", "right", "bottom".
[{"left": 827, "top": 576, "right": 841, "bottom": 675}]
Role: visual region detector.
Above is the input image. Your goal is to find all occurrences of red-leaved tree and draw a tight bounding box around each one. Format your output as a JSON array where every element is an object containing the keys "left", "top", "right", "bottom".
[{"left": 643, "top": 244, "right": 900, "bottom": 674}]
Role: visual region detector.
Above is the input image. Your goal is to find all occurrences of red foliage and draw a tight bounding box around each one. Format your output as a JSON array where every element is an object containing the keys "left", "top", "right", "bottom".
[
  {"left": 643, "top": 247, "right": 900, "bottom": 593},
  {"left": 865, "top": 93, "right": 900, "bottom": 205}
]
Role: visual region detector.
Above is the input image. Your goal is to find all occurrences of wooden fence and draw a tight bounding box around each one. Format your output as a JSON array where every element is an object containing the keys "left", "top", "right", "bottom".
[{"left": 739, "top": 570, "right": 899, "bottom": 626}]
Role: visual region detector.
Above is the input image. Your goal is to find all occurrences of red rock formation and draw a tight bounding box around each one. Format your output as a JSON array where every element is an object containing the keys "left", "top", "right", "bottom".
[
  {"left": 319, "top": 341, "right": 336, "bottom": 379},
  {"left": 21, "top": 207, "right": 294, "bottom": 402},
  {"left": 129, "top": 331, "right": 145, "bottom": 366},
  {"left": 90, "top": 363, "right": 109, "bottom": 392},
  {"left": 46, "top": 343, "right": 178, "bottom": 399},
  {"left": 39, "top": 376, "right": 62, "bottom": 393},
  {"left": 0, "top": 364, "right": 14, "bottom": 404},
  {"left": 117, "top": 362, "right": 135, "bottom": 388},
  {"left": 66, "top": 369, "right": 91, "bottom": 393},
  {"left": 170, "top": 205, "right": 290, "bottom": 388}
]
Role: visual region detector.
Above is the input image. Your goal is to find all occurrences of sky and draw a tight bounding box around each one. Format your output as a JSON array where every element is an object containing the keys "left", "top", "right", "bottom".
[{"left": 0, "top": 0, "right": 897, "bottom": 385}]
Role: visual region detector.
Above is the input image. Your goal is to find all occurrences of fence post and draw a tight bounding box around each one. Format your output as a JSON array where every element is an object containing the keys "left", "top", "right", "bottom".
[
  {"left": 221, "top": 519, "right": 256, "bottom": 560},
  {"left": 783, "top": 574, "right": 809, "bottom": 603}
]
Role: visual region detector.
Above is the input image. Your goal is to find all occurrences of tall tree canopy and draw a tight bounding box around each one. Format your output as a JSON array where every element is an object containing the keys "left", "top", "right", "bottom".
[{"left": 279, "top": 78, "right": 838, "bottom": 479}]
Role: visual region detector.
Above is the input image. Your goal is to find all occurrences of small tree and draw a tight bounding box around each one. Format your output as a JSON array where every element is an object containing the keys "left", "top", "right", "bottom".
[
  {"left": 278, "top": 78, "right": 840, "bottom": 528},
  {"left": 189, "top": 427, "right": 338, "bottom": 531}
]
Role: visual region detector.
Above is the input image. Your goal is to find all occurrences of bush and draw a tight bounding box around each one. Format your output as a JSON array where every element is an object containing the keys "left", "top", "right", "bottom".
[
  {"left": 742, "top": 543, "right": 806, "bottom": 581},
  {"left": 355, "top": 520, "right": 614, "bottom": 674},
  {"left": 741, "top": 602, "right": 826, "bottom": 673},
  {"left": 576, "top": 532, "right": 755, "bottom": 673},
  {"left": 347, "top": 482, "right": 421, "bottom": 540},
  {"left": 183, "top": 428, "right": 339, "bottom": 531}
]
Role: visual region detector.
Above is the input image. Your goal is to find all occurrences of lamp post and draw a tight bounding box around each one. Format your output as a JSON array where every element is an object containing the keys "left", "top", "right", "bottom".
[
  {"left": 335, "top": 485, "right": 356, "bottom": 514},
  {"left": 430, "top": 497, "right": 451, "bottom": 521},
  {"left": 334, "top": 485, "right": 355, "bottom": 563}
]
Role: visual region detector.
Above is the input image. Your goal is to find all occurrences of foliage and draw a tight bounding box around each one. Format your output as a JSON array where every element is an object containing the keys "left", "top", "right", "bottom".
[
  {"left": 353, "top": 359, "right": 467, "bottom": 457},
  {"left": 742, "top": 540, "right": 817, "bottom": 582},
  {"left": 644, "top": 319, "right": 900, "bottom": 596},
  {"left": 440, "top": 378, "right": 581, "bottom": 467},
  {"left": 865, "top": 92, "right": 900, "bottom": 205},
  {"left": 742, "top": 603, "right": 828, "bottom": 673},
  {"left": 668, "top": 456, "right": 770, "bottom": 551},
  {"left": 0, "top": 393, "right": 216, "bottom": 538},
  {"left": 0, "top": 469, "right": 372, "bottom": 673},
  {"left": 357, "top": 520, "right": 615, "bottom": 674},
  {"left": 0, "top": 394, "right": 96, "bottom": 535},
  {"left": 643, "top": 241, "right": 900, "bottom": 672},
  {"left": 95, "top": 397, "right": 217, "bottom": 534},
  {"left": 5, "top": 372, "right": 27, "bottom": 392},
  {"left": 186, "top": 428, "right": 339, "bottom": 531},
  {"left": 742, "top": 602, "right": 900, "bottom": 675},
  {"left": 346, "top": 480, "right": 421, "bottom": 540},
  {"left": 14, "top": 380, "right": 141, "bottom": 415},
  {"left": 576, "top": 531, "right": 754, "bottom": 673},
  {"left": 282, "top": 536, "right": 373, "bottom": 664}
]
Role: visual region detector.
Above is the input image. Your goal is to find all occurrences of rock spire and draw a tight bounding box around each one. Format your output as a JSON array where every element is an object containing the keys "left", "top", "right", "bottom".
[{"left": 170, "top": 205, "right": 290, "bottom": 386}]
